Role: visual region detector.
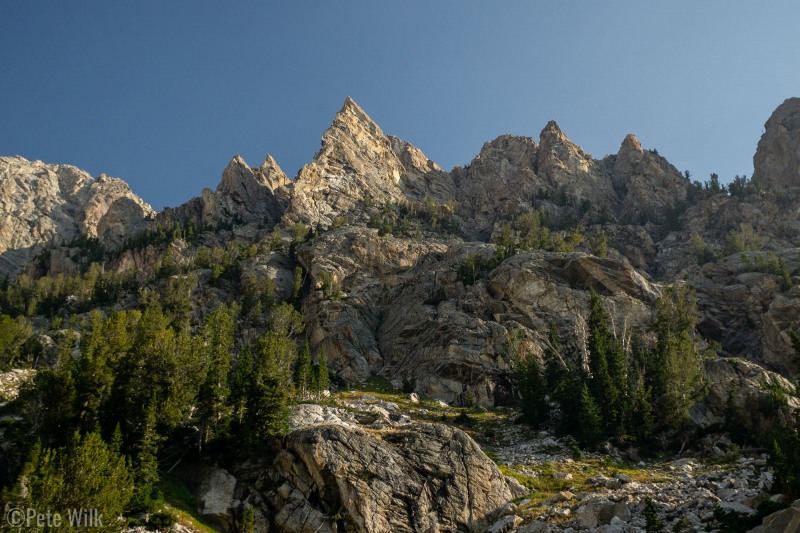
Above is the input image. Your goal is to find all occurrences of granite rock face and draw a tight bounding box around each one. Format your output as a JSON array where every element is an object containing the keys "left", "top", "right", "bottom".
[
  {"left": 750, "top": 499, "right": 800, "bottom": 533},
  {"left": 609, "top": 133, "right": 688, "bottom": 225},
  {"left": 161, "top": 153, "right": 289, "bottom": 230},
  {"left": 273, "top": 422, "right": 512, "bottom": 533},
  {"left": 0, "top": 156, "right": 153, "bottom": 276},
  {"left": 296, "top": 225, "right": 660, "bottom": 405},
  {"left": 189, "top": 403, "right": 513, "bottom": 533},
  {"left": 284, "top": 97, "right": 409, "bottom": 228},
  {"left": 753, "top": 97, "right": 800, "bottom": 192},
  {"left": 691, "top": 357, "right": 800, "bottom": 428}
]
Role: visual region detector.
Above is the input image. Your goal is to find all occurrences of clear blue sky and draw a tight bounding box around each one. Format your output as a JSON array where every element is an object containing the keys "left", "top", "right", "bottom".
[{"left": 2, "top": 2, "right": 799, "bottom": 210}]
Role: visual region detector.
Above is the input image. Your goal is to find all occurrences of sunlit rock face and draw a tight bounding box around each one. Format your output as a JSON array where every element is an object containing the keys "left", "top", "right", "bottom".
[
  {"left": 0, "top": 155, "right": 153, "bottom": 276},
  {"left": 753, "top": 97, "right": 800, "bottom": 192},
  {"left": 159, "top": 152, "right": 290, "bottom": 231}
]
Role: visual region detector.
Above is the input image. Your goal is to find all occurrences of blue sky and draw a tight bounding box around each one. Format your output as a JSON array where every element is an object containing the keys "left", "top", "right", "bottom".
[{"left": 2, "top": 2, "right": 799, "bottom": 210}]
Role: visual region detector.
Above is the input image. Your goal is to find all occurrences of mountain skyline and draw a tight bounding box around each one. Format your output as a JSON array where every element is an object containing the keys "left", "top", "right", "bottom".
[{"left": 3, "top": 2, "right": 800, "bottom": 209}]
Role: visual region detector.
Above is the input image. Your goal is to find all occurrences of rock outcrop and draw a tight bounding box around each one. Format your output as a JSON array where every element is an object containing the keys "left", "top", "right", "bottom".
[
  {"left": 284, "top": 97, "right": 408, "bottom": 228},
  {"left": 753, "top": 97, "right": 800, "bottom": 192},
  {"left": 536, "top": 121, "right": 617, "bottom": 213},
  {"left": 609, "top": 133, "right": 688, "bottom": 225},
  {"left": 750, "top": 499, "right": 800, "bottom": 533},
  {"left": 185, "top": 402, "right": 513, "bottom": 533},
  {"left": 274, "top": 423, "right": 511, "bottom": 533},
  {"left": 451, "top": 134, "right": 540, "bottom": 237},
  {"left": 161, "top": 153, "right": 289, "bottom": 230},
  {"left": 0, "top": 156, "right": 153, "bottom": 276},
  {"left": 297, "top": 225, "right": 660, "bottom": 405},
  {"left": 691, "top": 357, "right": 800, "bottom": 428}
]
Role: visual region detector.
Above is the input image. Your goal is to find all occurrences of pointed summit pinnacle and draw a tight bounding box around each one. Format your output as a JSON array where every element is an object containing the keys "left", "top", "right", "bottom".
[
  {"left": 539, "top": 120, "right": 568, "bottom": 145},
  {"left": 620, "top": 134, "right": 642, "bottom": 153},
  {"left": 327, "top": 96, "right": 385, "bottom": 143},
  {"left": 543, "top": 120, "right": 562, "bottom": 134},
  {"left": 539, "top": 120, "right": 568, "bottom": 146},
  {"left": 342, "top": 95, "right": 361, "bottom": 111}
]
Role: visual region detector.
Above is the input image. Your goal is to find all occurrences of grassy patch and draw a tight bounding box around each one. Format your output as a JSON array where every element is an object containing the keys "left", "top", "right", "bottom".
[
  {"left": 354, "top": 375, "right": 396, "bottom": 393},
  {"left": 499, "top": 465, "right": 571, "bottom": 495},
  {"left": 158, "top": 475, "right": 220, "bottom": 533}
]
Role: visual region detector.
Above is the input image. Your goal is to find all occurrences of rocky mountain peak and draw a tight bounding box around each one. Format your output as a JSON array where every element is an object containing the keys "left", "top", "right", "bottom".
[
  {"left": 284, "top": 98, "right": 407, "bottom": 227},
  {"left": 541, "top": 119, "right": 563, "bottom": 136},
  {"left": 160, "top": 153, "right": 288, "bottom": 231},
  {"left": 0, "top": 156, "right": 153, "bottom": 276},
  {"left": 538, "top": 120, "right": 592, "bottom": 162},
  {"left": 217, "top": 155, "right": 254, "bottom": 194},
  {"left": 327, "top": 96, "right": 386, "bottom": 145},
  {"left": 613, "top": 134, "right": 645, "bottom": 176},
  {"left": 620, "top": 133, "right": 643, "bottom": 154},
  {"left": 752, "top": 97, "right": 800, "bottom": 192},
  {"left": 259, "top": 154, "right": 289, "bottom": 190}
]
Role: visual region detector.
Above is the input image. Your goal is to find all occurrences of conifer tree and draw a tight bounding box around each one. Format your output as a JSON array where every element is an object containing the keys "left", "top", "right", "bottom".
[
  {"left": 7, "top": 432, "right": 134, "bottom": 532},
  {"left": 316, "top": 351, "right": 330, "bottom": 398},
  {"left": 518, "top": 349, "right": 549, "bottom": 425},
  {"left": 542, "top": 324, "right": 583, "bottom": 437},
  {"left": 110, "top": 422, "right": 123, "bottom": 454},
  {"left": 132, "top": 395, "right": 161, "bottom": 512},
  {"left": 577, "top": 383, "right": 603, "bottom": 448},
  {"left": 295, "top": 338, "right": 312, "bottom": 400},
  {"left": 229, "top": 344, "right": 253, "bottom": 428},
  {"left": 649, "top": 285, "right": 706, "bottom": 433},
  {"left": 586, "top": 290, "right": 621, "bottom": 433},
  {"left": 0, "top": 313, "right": 32, "bottom": 368},
  {"left": 244, "top": 325, "right": 298, "bottom": 444},
  {"left": 196, "top": 305, "right": 235, "bottom": 452}
]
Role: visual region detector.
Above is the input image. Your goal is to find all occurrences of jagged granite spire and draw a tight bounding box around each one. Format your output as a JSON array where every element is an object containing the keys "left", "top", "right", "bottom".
[
  {"left": 161, "top": 153, "right": 289, "bottom": 230},
  {"left": 752, "top": 97, "right": 800, "bottom": 192},
  {"left": 284, "top": 97, "right": 408, "bottom": 227}
]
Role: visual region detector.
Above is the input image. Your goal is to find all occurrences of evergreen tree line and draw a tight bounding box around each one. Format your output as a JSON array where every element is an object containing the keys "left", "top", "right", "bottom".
[
  {"left": 722, "top": 336, "right": 800, "bottom": 498},
  {"left": 1, "top": 301, "right": 330, "bottom": 527},
  {"left": 0, "top": 264, "right": 139, "bottom": 320},
  {"left": 517, "top": 288, "right": 800, "bottom": 496},
  {"left": 516, "top": 286, "right": 707, "bottom": 449}
]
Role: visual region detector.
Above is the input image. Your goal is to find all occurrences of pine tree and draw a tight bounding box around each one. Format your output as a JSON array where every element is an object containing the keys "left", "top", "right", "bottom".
[
  {"left": 577, "top": 383, "right": 603, "bottom": 448},
  {"left": 606, "top": 339, "right": 629, "bottom": 439},
  {"left": 110, "top": 423, "right": 123, "bottom": 454},
  {"left": 196, "top": 305, "right": 235, "bottom": 452},
  {"left": 244, "top": 329, "right": 297, "bottom": 444},
  {"left": 543, "top": 324, "right": 583, "bottom": 438},
  {"left": 627, "top": 336, "right": 654, "bottom": 440},
  {"left": 132, "top": 395, "right": 161, "bottom": 512},
  {"left": 791, "top": 330, "right": 800, "bottom": 370},
  {"left": 628, "top": 381, "right": 654, "bottom": 442},
  {"left": 15, "top": 366, "right": 77, "bottom": 449},
  {"left": 230, "top": 344, "right": 254, "bottom": 428},
  {"left": 75, "top": 310, "right": 137, "bottom": 434},
  {"left": 649, "top": 285, "right": 706, "bottom": 433},
  {"left": 241, "top": 505, "right": 256, "bottom": 533},
  {"left": 586, "top": 290, "right": 620, "bottom": 434},
  {"left": 7, "top": 432, "right": 134, "bottom": 532},
  {"left": 643, "top": 497, "right": 664, "bottom": 532},
  {"left": 316, "top": 351, "right": 330, "bottom": 398},
  {"left": 295, "top": 338, "right": 312, "bottom": 400},
  {"left": 0, "top": 313, "right": 33, "bottom": 368},
  {"left": 518, "top": 350, "right": 549, "bottom": 425},
  {"left": 246, "top": 374, "right": 289, "bottom": 444}
]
